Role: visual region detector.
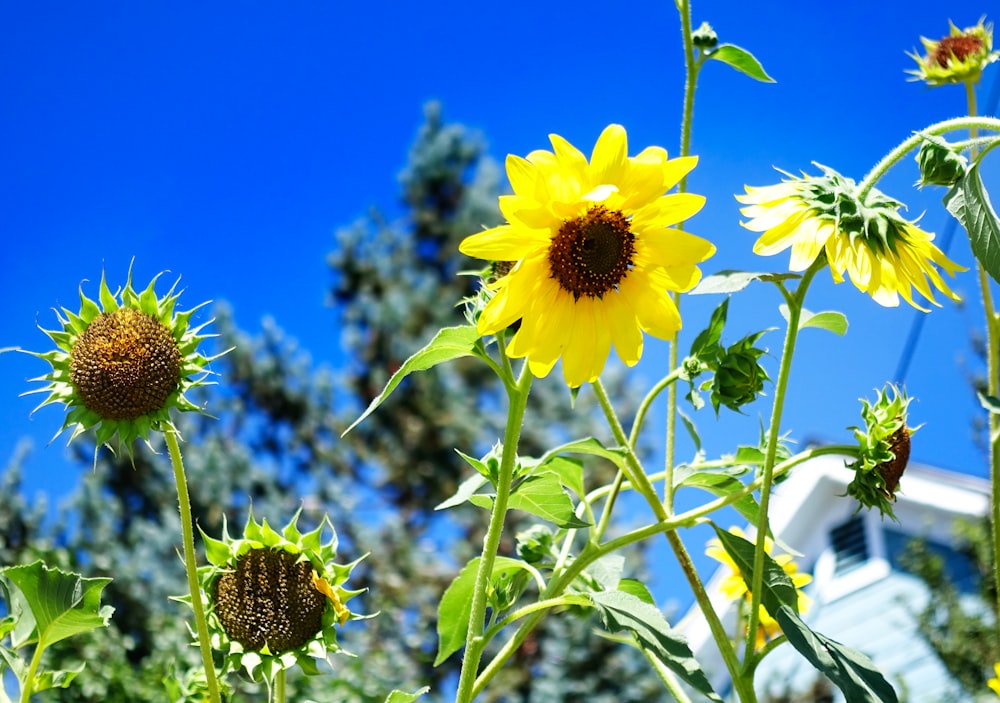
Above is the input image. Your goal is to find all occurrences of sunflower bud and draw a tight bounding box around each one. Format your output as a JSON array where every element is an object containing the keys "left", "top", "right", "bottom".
[
  {"left": 916, "top": 135, "right": 967, "bottom": 187},
  {"left": 516, "top": 524, "right": 555, "bottom": 564},
  {"left": 711, "top": 333, "right": 768, "bottom": 415},
  {"left": 692, "top": 21, "right": 718, "bottom": 49},
  {"left": 845, "top": 384, "right": 914, "bottom": 520},
  {"left": 907, "top": 17, "right": 999, "bottom": 87}
]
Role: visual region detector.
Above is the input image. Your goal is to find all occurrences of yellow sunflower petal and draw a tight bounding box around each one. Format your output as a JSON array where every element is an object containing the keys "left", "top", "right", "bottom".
[
  {"left": 631, "top": 193, "right": 706, "bottom": 230},
  {"left": 460, "top": 224, "right": 550, "bottom": 260},
  {"left": 589, "top": 124, "right": 629, "bottom": 186}
]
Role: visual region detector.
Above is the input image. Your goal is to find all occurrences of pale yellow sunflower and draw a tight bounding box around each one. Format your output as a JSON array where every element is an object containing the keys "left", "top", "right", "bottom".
[
  {"left": 705, "top": 526, "right": 812, "bottom": 648},
  {"left": 460, "top": 124, "right": 714, "bottom": 387},
  {"left": 907, "top": 17, "right": 999, "bottom": 87},
  {"left": 737, "top": 165, "right": 965, "bottom": 311}
]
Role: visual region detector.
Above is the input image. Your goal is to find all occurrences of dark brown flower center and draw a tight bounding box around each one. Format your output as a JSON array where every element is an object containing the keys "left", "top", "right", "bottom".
[
  {"left": 548, "top": 205, "right": 635, "bottom": 300},
  {"left": 934, "top": 34, "right": 983, "bottom": 67},
  {"left": 213, "top": 548, "right": 326, "bottom": 654},
  {"left": 876, "top": 425, "right": 911, "bottom": 500},
  {"left": 69, "top": 308, "right": 182, "bottom": 420}
]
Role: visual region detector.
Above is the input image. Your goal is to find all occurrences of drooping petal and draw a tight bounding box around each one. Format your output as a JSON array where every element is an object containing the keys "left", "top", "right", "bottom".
[{"left": 460, "top": 225, "right": 549, "bottom": 260}]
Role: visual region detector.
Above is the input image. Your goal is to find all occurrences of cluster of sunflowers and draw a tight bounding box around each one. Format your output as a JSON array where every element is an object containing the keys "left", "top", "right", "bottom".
[{"left": 13, "top": 13, "right": 1000, "bottom": 703}]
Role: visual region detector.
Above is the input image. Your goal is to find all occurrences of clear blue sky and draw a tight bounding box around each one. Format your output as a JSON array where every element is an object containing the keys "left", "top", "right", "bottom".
[{"left": 1, "top": 2, "right": 998, "bottom": 546}]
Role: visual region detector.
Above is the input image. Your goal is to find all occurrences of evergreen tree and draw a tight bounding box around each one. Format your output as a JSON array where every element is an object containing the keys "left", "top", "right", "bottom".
[{"left": 2, "top": 104, "right": 658, "bottom": 701}]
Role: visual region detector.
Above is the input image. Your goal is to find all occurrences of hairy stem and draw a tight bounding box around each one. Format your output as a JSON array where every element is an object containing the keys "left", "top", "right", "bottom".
[
  {"left": 455, "top": 365, "right": 533, "bottom": 703},
  {"left": 165, "top": 429, "right": 222, "bottom": 703}
]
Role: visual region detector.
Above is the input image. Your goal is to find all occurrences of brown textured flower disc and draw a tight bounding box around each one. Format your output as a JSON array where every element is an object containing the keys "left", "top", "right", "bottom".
[
  {"left": 213, "top": 548, "right": 326, "bottom": 653},
  {"left": 69, "top": 308, "right": 182, "bottom": 420},
  {"left": 876, "top": 425, "right": 911, "bottom": 499}
]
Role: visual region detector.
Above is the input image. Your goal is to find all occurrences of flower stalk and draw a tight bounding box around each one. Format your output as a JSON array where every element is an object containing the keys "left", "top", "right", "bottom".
[{"left": 166, "top": 429, "right": 222, "bottom": 703}]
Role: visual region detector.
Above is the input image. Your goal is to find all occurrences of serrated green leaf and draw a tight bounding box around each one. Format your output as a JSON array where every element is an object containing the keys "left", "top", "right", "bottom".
[
  {"left": 587, "top": 555, "right": 625, "bottom": 592},
  {"left": 537, "top": 455, "right": 586, "bottom": 498},
  {"left": 709, "top": 525, "right": 798, "bottom": 617},
  {"left": 680, "top": 472, "right": 759, "bottom": 524},
  {"left": 435, "top": 473, "right": 490, "bottom": 511},
  {"left": 691, "top": 270, "right": 799, "bottom": 295},
  {"left": 776, "top": 606, "right": 898, "bottom": 702},
  {"left": 707, "top": 44, "right": 775, "bottom": 82},
  {"left": 384, "top": 687, "right": 431, "bottom": 703},
  {"left": 945, "top": 162, "right": 1000, "bottom": 285},
  {"left": 540, "top": 437, "right": 628, "bottom": 471},
  {"left": 509, "top": 472, "right": 589, "bottom": 529},
  {"left": 434, "top": 556, "right": 525, "bottom": 666},
  {"left": 795, "top": 308, "right": 848, "bottom": 335},
  {"left": 589, "top": 590, "right": 722, "bottom": 702},
  {"left": 343, "top": 325, "right": 481, "bottom": 435},
  {"left": 1, "top": 562, "right": 113, "bottom": 650}
]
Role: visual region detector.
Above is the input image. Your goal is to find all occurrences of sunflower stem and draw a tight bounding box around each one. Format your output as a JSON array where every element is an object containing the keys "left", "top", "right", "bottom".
[
  {"left": 666, "top": 0, "right": 700, "bottom": 514},
  {"left": 743, "top": 259, "right": 822, "bottom": 668},
  {"left": 961, "top": 80, "right": 1000, "bottom": 641},
  {"left": 857, "top": 116, "right": 1000, "bottom": 198},
  {"left": 18, "top": 635, "right": 46, "bottom": 703},
  {"left": 594, "top": 379, "right": 753, "bottom": 701},
  {"left": 454, "top": 364, "right": 532, "bottom": 703},
  {"left": 275, "top": 668, "right": 286, "bottom": 703},
  {"left": 165, "top": 429, "right": 222, "bottom": 703}
]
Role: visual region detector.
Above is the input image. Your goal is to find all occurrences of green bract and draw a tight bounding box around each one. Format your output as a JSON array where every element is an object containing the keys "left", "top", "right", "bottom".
[
  {"left": 845, "top": 384, "right": 914, "bottom": 520},
  {"left": 23, "top": 264, "right": 221, "bottom": 463},
  {"left": 195, "top": 510, "right": 367, "bottom": 684},
  {"left": 907, "top": 17, "right": 999, "bottom": 87}
]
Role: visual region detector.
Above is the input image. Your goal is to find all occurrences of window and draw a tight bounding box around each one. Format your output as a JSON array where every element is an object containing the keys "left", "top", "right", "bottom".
[{"left": 830, "top": 516, "right": 868, "bottom": 574}]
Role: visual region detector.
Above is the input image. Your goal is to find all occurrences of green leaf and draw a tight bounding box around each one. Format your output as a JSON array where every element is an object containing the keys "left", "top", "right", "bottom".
[
  {"left": 589, "top": 590, "right": 722, "bottom": 702},
  {"left": 509, "top": 472, "right": 589, "bottom": 529},
  {"left": 945, "top": 161, "right": 1000, "bottom": 285},
  {"left": 384, "top": 687, "right": 430, "bottom": 703},
  {"left": 540, "top": 437, "right": 628, "bottom": 471},
  {"left": 587, "top": 555, "right": 625, "bottom": 591},
  {"left": 979, "top": 391, "right": 1000, "bottom": 415},
  {"left": 689, "top": 298, "right": 728, "bottom": 359},
  {"left": 1, "top": 562, "right": 113, "bottom": 650},
  {"left": 679, "top": 472, "right": 759, "bottom": 524},
  {"left": 677, "top": 408, "right": 703, "bottom": 456},
  {"left": 776, "top": 606, "right": 899, "bottom": 702},
  {"left": 709, "top": 525, "right": 799, "bottom": 617},
  {"left": 30, "top": 664, "right": 85, "bottom": 693},
  {"left": 434, "top": 556, "right": 527, "bottom": 666},
  {"left": 618, "top": 578, "right": 656, "bottom": 605},
  {"left": 435, "top": 558, "right": 479, "bottom": 666},
  {"left": 537, "top": 455, "right": 586, "bottom": 499},
  {"left": 691, "top": 270, "right": 799, "bottom": 295},
  {"left": 707, "top": 44, "right": 775, "bottom": 82},
  {"left": 435, "top": 473, "right": 490, "bottom": 511},
  {"left": 799, "top": 309, "right": 848, "bottom": 335},
  {"left": 342, "top": 325, "right": 481, "bottom": 435}
]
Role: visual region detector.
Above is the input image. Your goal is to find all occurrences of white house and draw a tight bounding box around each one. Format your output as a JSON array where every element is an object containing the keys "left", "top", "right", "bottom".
[{"left": 679, "top": 453, "right": 991, "bottom": 702}]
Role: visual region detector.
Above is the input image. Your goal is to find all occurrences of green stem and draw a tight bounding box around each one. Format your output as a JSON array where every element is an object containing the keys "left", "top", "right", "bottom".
[
  {"left": 961, "top": 82, "right": 1000, "bottom": 642},
  {"left": 743, "top": 260, "right": 822, "bottom": 663},
  {"left": 165, "top": 430, "right": 222, "bottom": 703},
  {"left": 18, "top": 640, "right": 45, "bottom": 703},
  {"left": 454, "top": 365, "right": 533, "bottom": 703},
  {"left": 275, "top": 668, "right": 286, "bottom": 703},
  {"left": 665, "top": 0, "right": 700, "bottom": 513},
  {"left": 595, "top": 378, "right": 752, "bottom": 700},
  {"left": 857, "top": 116, "right": 1000, "bottom": 197}
]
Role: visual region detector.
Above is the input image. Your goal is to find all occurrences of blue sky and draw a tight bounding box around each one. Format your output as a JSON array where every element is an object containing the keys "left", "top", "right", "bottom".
[{"left": 2, "top": 2, "right": 999, "bottom": 572}]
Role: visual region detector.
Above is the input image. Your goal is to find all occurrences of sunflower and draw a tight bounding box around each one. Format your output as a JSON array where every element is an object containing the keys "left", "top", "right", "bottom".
[
  {"left": 907, "top": 17, "right": 999, "bottom": 87},
  {"left": 737, "top": 164, "right": 965, "bottom": 311},
  {"left": 195, "top": 510, "right": 367, "bottom": 684},
  {"left": 460, "top": 124, "right": 714, "bottom": 388},
  {"left": 988, "top": 662, "right": 1000, "bottom": 696},
  {"left": 23, "top": 264, "right": 221, "bottom": 462},
  {"left": 846, "top": 384, "right": 914, "bottom": 520},
  {"left": 705, "top": 527, "right": 812, "bottom": 648}
]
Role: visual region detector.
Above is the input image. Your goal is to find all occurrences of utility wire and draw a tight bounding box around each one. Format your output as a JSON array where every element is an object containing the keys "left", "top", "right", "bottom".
[{"left": 893, "top": 71, "right": 1000, "bottom": 384}]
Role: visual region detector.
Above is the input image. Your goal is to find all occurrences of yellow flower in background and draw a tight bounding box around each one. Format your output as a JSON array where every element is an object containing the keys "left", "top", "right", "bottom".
[
  {"left": 988, "top": 662, "right": 1000, "bottom": 696},
  {"left": 460, "top": 124, "right": 714, "bottom": 388},
  {"left": 907, "top": 17, "right": 999, "bottom": 87},
  {"left": 737, "top": 165, "right": 965, "bottom": 311},
  {"left": 705, "top": 527, "right": 812, "bottom": 648}
]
